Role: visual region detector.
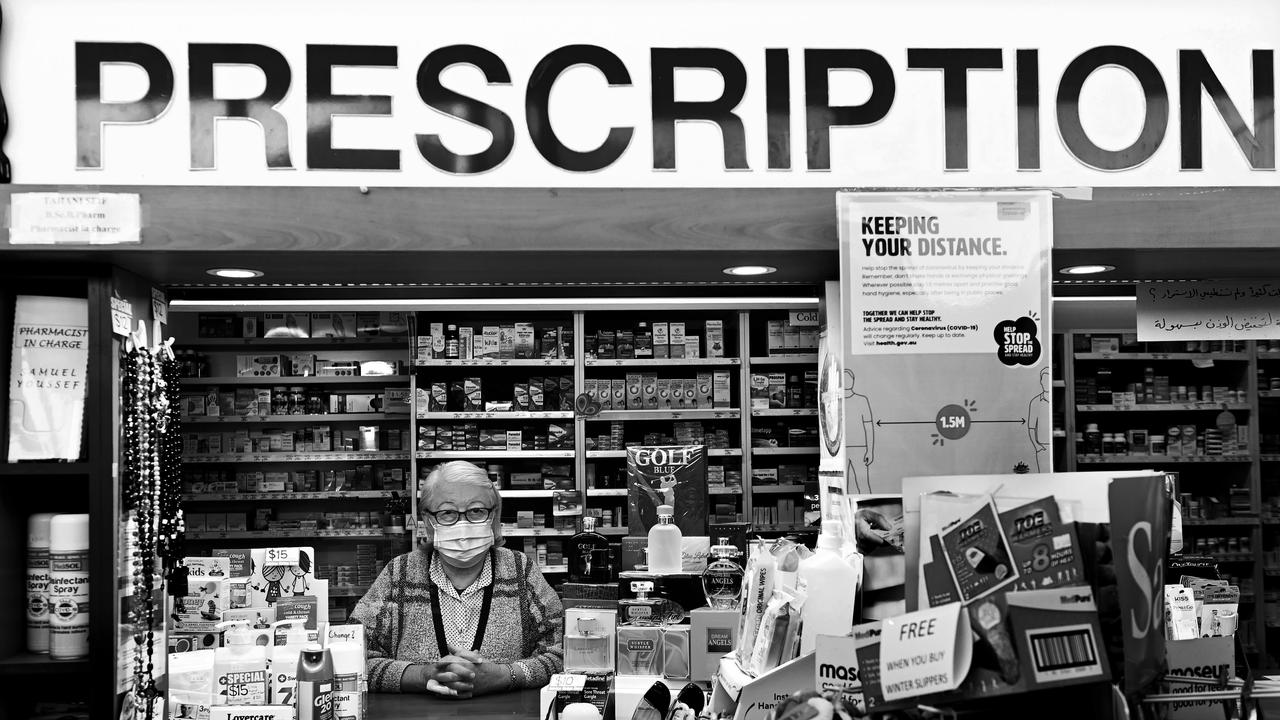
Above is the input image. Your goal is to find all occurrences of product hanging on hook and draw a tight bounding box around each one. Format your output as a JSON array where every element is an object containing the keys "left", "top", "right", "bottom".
[{"left": 121, "top": 336, "right": 183, "bottom": 719}]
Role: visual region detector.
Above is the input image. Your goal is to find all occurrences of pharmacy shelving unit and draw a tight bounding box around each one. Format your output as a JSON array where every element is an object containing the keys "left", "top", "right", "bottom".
[
  {"left": 172, "top": 317, "right": 415, "bottom": 621},
  {"left": 409, "top": 311, "right": 580, "bottom": 579},
  {"left": 743, "top": 310, "right": 820, "bottom": 534},
  {"left": 0, "top": 267, "right": 162, "bottom": 719},
  {"left": 1063, "top": 331, "right": 1268, "bottom": 667}
]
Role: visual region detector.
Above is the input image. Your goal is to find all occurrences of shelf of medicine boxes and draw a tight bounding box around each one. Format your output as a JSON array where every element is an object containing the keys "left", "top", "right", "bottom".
[
  {"left": 751, "top": 447, "right": 820, "bottom": 456},
  {"left": 416, "top": 411, "right": 574, "bottom": 420},
  {"left": 185, "top": 528, "right": 407, "bottom": 540},
  {"left": 750, "top": 408, "right": 818, "bottom": 417},
  {"left": 181, "top": 337, "right": 409, "bottom": 349},
  {"left": 749, "top": 355, "right": 818, "bottom": 366},
  {"left": 415, "top": 450, "right": 575, "bottom": 460},
  {"left": 183, "top": 413, "right": 411, "bottom": 424},
  {"left": 750, "top": 484, "right": 809, "bottom": 495},
  {"left": 182, "top": 490, "right": 401, "bottom": 502},
  {"left": 1076, "top": 403, "right": 1253, "bottom": 412},
  {"left": 1073, "top": 352, "right": 1251, "bottom": 361},
  {"left": 584, "top": 358, "right": 742, "bottom": 367},
  {"left": 586, "top": 448, "right": 743, "bottom": 458},
  {"left": 413, "top": 358, "right": 574, "bottom": 367},
  {"left": 183, "top": 451, "right": 411, "bottom": 463},
  {"left": 1076, "top": 454, "right": 1255, "bottom": 464},
  {"left": 587, "top": 409, "right": 740, "bottom": 421},
  {"left": 180, "top": 375, "right": 410, "bottom": 387}
]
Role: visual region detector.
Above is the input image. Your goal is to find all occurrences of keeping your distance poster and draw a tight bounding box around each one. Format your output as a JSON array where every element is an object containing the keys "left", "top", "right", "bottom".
[{"left": 835, "top": 191, "right": 1054, "bottom": 494}]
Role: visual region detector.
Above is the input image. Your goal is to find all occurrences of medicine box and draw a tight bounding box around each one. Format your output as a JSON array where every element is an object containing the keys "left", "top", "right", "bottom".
[
  {"left": 236, "top": 355, "right": 283, "bottom": 378},
  {"left": 458, "top": 326, "right": 474, "bottom": 359},
  {"left": 465, "top": 378, "right": 482, "bottom": 410},
  {"left": 705, "top": 320, "right": 725, "bottom": 358},
  {"left": 344, "top": 394, "right": 381, "bottom": 413},
  {"left": 768, "top": 373, "right": 787, "bottom": 409},
  {"left": 656, "top": 379, "right": 674, "bottom": 409},
  {"left": 684, "top": 336, "right": 701, "bottom": 359},
  {"left": 264, "top": 312, "right": 310, "bottom": 339},
  {"left": 611, "top": 379, "right": 626, "bottom": 411},
  {"left": 529, "top": 378, "right": 545, "bottom": 411},
  {"left": 499, "top": 326, "right": 516, "bottom": 358},
  {"left": 696, "top": 373, "right": 713, "bottom": 408},
  {"left": 312, "top": 312, "right": 357, "bottom": 338},
  {"left": 712, "top": 372, "right": 732, "bottom": 408},
  {"left": 653, "top": 323, "right": 669, "bottom": 359},
  {"left": 205, "top": 514, "right": 227, "bottom": 532},
  {"left": 766, "top": 320, "right": 784, "bottom": 353},
  {"left": 642, "top": 374, "right": 659, "bottom": 410},
  {"left": 479, "top": 326, "right": 500, "bottom": 358},
  {"left": 626, "top": 374, "right": 643, "bottom": 410},
  {"left": 515, "top": 323, "right": 536, "bottom": 359},
  {"left": 750, "top": 374, "right": 770, "bottom": 409}
]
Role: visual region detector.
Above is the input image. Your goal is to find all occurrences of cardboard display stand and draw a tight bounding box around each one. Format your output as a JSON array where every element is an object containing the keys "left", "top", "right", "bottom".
[{"left": 711, "top": 653, "right": 815, "bottom": 720}]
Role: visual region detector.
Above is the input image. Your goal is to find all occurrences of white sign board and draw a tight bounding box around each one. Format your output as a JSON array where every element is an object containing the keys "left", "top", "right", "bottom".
[
  {"left": 1137, "top": 281, "right": 1280, "bottom": 341},
  {"left": 836, "top": 191, "right": 1054, "bottom": 494},
  {"left": 0, "top": 0, "right": 1277, "bottom": 187},
  {"left": 7, "top": 296, "right": 89, "bottom": 461},
  {"left": 9, "top": 193, "right": 141, "bottom": 245},
  {"left": 878, "top": 602, "right": 971, "bottom": 702}
]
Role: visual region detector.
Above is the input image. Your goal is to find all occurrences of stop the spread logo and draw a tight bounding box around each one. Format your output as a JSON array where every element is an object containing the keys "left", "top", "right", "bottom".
[{"left": 994, "top": 316, "right": 1041, "bottom": 366}]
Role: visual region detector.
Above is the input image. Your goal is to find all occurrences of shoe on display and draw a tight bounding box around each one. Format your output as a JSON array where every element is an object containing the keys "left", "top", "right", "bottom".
[
  {"left": 631, "top": 681, "right": 670, "bottom": 720},
  {"left": 665, "top": 683, "right": 705, "bottom": 720}
]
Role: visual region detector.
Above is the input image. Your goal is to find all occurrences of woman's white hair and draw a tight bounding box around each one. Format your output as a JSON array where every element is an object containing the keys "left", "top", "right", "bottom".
[{"left": 418, "top": 461, "right": 503, "bottom": 546}]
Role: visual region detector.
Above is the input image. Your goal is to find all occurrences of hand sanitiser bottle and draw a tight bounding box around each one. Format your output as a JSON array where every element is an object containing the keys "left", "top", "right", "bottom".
[
  {"left": 213, "top": 621, "right": 269, "bottom": 705},
  {"left": 268, "top": 619, "right": 310, "bottom": 706},
  {"left": 647, "top": 505, "right": 683, "bottom": 574},
  {"left": 796, "top": 533, "right": 859, "bottom": 655}
]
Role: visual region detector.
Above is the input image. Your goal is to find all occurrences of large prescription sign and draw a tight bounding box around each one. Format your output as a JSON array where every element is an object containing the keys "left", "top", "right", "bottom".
[
  {"left": 836, "top": 191, "right": 1053, "bottom": 494},
  {"left": 0, "top": 0, "right": 1276, "bottom": 187}
]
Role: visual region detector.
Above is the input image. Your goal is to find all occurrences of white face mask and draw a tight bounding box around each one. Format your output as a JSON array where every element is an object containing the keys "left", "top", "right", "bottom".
[{"left": 433, "top": 521, "right": 494, "bottom": 567}]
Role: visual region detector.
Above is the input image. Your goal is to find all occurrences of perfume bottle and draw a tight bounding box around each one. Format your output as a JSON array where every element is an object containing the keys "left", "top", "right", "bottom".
[
  {"left": 701, "top": 537, "right": 744, "bottom": 610},
  {"left": 619, "top": 581, "right": 664, "bottom": 626},
  {"left": 565, "top": 616, "right": 612, "bottom": 673},
  {"left": 647, "top": 505, "right": 683, "bottom": 574},
  {"left": 569, "top": 516, "right": 609, "bottom": 583}
]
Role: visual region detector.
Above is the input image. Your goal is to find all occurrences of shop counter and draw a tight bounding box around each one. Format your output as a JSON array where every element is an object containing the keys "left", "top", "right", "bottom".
[{"left": 368, "top": 689, "right": 544, "bottom": 719}]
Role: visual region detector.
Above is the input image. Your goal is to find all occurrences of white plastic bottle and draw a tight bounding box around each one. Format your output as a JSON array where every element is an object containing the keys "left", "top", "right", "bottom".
[
  {"left": 26, "top": 513, "right": 57, "bottom": 653},
  {"left": 647, "top": 504, "right": 683, "bottom": 574},
  {"left": 269, "top": 619, "right": 310, "bottom": 706},
  {"left": 796, "top": 532, "right": 859, "bottom": 655},
  {"left": 214, "top": 620, "right": 269, "bottom": 706},
  {"left": 48, "top": 513, "right": 90, "bottom": 660}
]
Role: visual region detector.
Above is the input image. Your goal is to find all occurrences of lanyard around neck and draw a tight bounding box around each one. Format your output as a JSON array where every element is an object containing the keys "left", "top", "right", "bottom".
[{"left": 429, "top": 549, "right": 495, "bottom": 654}]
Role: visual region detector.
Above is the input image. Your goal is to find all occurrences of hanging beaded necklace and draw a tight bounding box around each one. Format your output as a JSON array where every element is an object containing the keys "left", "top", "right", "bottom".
[{"left": 122, "top": 339, "right": 183, "bottom": 717}]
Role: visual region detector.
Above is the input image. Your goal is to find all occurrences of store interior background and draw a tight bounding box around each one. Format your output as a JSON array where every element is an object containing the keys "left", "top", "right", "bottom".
[{"left": 2, "top": 184, "right": 1278, "bottom": 717}]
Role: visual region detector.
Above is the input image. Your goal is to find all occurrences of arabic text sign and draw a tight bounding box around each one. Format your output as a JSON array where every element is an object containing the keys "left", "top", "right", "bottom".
[{"left": 1137, "top": 281, "right": 1280, "bottom": 341}]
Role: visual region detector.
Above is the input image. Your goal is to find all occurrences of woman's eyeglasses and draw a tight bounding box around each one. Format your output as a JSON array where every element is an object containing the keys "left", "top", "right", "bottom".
[{"left": 425, "top": 506, "right": 494, "bottom": 526}]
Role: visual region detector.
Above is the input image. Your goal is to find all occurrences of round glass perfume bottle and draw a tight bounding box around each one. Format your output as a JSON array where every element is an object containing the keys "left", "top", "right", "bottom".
[{"left": 701, "top": 537, "right": 744, "bottom": 610}]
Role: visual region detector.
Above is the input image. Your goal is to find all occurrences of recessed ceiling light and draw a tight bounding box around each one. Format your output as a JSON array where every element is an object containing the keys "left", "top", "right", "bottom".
[
  {"left": 723, "top": 265, "right": 777, "bottom": 276},
  {"left": 207, "top": 268, "right": 264, "bottom": 279},
  {"left": 1059, "top": 264, "right": 1115, "bottom": 276}
]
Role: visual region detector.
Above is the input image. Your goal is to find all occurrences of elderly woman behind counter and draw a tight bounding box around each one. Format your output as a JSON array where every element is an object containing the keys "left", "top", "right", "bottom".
[{"left": 350, "top": 461, "right": 564, "bottom": 696}]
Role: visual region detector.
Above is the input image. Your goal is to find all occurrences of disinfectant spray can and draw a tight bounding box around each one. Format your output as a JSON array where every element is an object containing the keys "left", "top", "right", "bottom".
[
  {"left": 48, "top": 514, "right": 90, "bottom": 660},
  {"left": 296, "top": 645, "right": 335, "bottom": 720}
]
